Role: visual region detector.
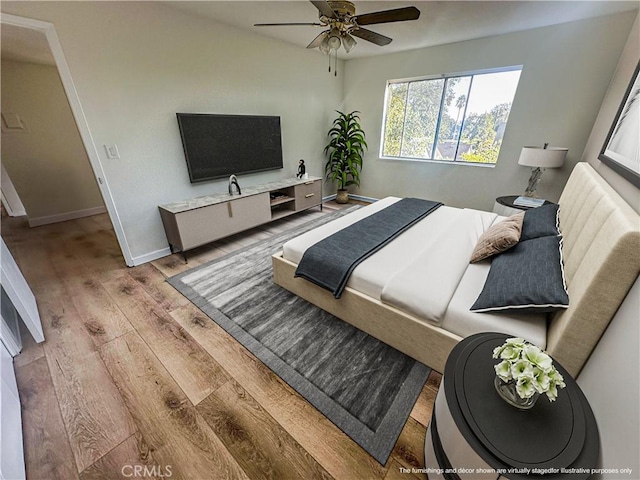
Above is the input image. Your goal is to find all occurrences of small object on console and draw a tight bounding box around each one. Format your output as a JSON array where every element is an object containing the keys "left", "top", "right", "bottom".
[
  {"left": 297, "top": 159, "right": 306, "bottom": 179},
  {"left": 228, "top": 174, "right": 241, "bottom": 195}
]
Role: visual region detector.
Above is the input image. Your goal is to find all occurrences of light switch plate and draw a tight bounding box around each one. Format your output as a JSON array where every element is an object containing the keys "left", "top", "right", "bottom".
[
  {"left": 1, "top": 112, "right": 27, "bottom": 133},
  {"left": 1, "top": 112, "right": 24, "bottom": 129},
  {"left": 104, "top": 144, "right": 120, "bottom": 159}
]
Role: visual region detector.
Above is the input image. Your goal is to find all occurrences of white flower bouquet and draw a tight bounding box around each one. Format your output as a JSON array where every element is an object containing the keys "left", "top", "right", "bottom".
[{"left": 493, "top": 337, "right": 566, "bottom": 402}]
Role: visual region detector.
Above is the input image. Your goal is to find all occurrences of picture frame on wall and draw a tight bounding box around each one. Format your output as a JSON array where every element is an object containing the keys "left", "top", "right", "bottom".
[{"left": 599, "top": 61, "right": 640, "bottom": 187}]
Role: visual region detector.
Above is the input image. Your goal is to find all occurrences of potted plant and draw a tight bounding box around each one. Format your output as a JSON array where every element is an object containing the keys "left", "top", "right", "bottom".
[{"left": 324, "top": 110, "right": 367, "bottom": 204}]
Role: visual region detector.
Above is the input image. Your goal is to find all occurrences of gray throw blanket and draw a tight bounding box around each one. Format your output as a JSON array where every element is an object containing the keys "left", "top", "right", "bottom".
[{"left": 295, "top": 198, "right": 443, "bottom": 298}]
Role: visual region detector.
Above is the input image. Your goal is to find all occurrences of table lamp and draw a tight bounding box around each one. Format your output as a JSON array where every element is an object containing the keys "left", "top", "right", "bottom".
[{"left": 518, "top": 143, "right": 568, "bottom": 197}]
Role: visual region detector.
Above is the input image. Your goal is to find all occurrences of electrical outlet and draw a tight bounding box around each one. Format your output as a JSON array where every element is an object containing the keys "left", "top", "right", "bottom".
[{"left": 105, "top": 144, "right": 120, "bottom": 159}]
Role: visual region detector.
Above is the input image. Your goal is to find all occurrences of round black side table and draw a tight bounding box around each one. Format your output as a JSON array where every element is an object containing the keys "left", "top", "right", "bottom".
[
  {"left": 493, "top": 196, "right": 553, "bottom": 216},
  {"left": 424, "top": 333, "right": 599, "bottom": 480}
]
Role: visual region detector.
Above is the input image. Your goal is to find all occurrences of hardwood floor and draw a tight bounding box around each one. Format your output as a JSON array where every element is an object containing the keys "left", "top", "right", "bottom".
[{"left": 4, "top": 201, "right": 441, "bottom": 480}]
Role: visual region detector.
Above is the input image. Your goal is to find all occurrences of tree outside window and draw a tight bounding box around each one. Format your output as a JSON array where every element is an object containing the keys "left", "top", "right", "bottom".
[{"left": 381, "top": 67, "right": 522, "bottom": 165}]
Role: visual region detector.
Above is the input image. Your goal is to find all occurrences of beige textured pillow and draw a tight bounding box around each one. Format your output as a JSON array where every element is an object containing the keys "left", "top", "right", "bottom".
[{"left": 470, "top": 212, "right": 525, "bottom": 263}]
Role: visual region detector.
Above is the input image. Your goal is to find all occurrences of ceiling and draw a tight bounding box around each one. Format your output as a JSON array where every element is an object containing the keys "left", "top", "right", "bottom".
[
  {"left": 1, "top": 1, "right": 637, "bottom": 66},
  {"left": 165, "top": 1, "right": 639, "bottom": 59}
]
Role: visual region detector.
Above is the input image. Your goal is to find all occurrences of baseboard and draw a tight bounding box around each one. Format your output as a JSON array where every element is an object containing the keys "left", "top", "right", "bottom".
[
  {"left": 1, "top": 192, "right": 26, "bottom": 217},
  {"left": 130, "top": 246, "right": 172, "bottom": 266},
  {"left": 322, "top": 193, "right": 379, "bottom": 204},
  {"left": 28, "top": 206, "right": 107, "bottom": 227},
  {"left": 349, "top": 194, "right": 379, "bottom": 203}
]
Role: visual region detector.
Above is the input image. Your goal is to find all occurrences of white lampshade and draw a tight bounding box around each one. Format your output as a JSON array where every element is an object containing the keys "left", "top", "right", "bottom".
[{"left": 518, "top": 146, "right": 568, "bottom": 168}]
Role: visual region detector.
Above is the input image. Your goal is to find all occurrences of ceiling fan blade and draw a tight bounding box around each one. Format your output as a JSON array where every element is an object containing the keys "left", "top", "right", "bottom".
[
  {"left": 307, "top": 31, "right": 328, "bottom": 49},
  {"left": 309, "top": 0, "right": 337, "bottom": 19},
  {"left": 254, "top": 22, "right": 323, "bottom": 27},
  {"left": 355, "top": 6, "right": 420, "bottom": 26},
  {"left": 351, "top": 28, "right": 392, "bottom": 46}
]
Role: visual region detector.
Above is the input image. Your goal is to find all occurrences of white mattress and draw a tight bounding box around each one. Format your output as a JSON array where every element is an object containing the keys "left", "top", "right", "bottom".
[{"left": 282, "top": 197, "right": 548, "bottom": 347}]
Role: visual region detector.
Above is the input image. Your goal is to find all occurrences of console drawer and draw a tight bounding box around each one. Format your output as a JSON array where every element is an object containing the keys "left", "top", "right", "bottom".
[{"left": 294, "top": 180, "right": 322, "bottom": 210}]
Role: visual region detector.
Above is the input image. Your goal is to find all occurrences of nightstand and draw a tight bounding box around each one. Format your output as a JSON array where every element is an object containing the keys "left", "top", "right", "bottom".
[
  {"left": 424, "top": 333, "right": 599, "bottom": 480},
  {"left": 493, "top": 195, "right": 553, "bottom": 216}
]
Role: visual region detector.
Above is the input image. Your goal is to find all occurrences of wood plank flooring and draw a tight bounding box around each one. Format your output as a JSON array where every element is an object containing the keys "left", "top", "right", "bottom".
[{"left": 4, "top": 201, "right": 441, "bottom": 479}]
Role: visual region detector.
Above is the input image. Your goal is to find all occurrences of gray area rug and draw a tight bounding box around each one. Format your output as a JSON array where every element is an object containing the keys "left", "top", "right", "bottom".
[{"left": 168, "top": 208, "right": 431, "bottom": 464}]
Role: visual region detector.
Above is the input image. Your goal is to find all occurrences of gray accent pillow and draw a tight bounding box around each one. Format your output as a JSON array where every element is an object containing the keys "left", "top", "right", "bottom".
[
  {"left": 520, "top": 203, "right": 560, "bottom": 241},
  {"left": 470, "top": 235, "right": 569, "bottom": 313}
]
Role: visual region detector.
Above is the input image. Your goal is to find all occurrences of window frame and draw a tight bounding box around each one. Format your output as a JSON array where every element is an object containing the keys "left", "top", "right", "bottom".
[{"left": 379, "top": 65, "right": 523, "bottom": 167}]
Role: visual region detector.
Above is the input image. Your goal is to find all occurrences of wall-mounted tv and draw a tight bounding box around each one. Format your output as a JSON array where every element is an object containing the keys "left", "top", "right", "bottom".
[{"left": 176, "top": 113, "right": 283, "bottom": 183}]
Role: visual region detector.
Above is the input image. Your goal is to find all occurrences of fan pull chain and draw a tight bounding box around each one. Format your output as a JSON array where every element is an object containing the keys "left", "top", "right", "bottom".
[
  {"left": 334, "top": 52, "right": 338, "bottom": 77},
  {"left": 328, "top": 52, "right": 331, "bottom": 73}
]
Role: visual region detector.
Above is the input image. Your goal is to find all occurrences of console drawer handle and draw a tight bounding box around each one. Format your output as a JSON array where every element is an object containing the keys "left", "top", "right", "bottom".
[
  {"left": 304, "top": 181, "right": 314, "bottom": 185},
  {"left": 305, "top": 193, "right": 315, "bottom": 198}
]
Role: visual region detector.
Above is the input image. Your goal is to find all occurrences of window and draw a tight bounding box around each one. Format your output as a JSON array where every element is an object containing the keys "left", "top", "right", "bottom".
[{"left": 381, "top": 67, "right": 522, "bottom": 165}]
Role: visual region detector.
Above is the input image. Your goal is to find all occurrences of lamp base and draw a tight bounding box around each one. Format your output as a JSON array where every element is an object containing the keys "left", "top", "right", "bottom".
[{"left": 524, "top": 167, "right": 544, "bottom": 198}]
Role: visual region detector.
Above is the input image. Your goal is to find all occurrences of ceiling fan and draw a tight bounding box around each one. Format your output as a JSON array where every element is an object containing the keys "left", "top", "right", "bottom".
[{"left": 254, "top": 0, "right": 421, "bottom": 56}]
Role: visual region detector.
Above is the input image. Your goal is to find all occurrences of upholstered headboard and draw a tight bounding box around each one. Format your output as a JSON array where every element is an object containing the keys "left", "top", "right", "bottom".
[{"left": 546, "top": 163, "right": 640, "bottom": 377}]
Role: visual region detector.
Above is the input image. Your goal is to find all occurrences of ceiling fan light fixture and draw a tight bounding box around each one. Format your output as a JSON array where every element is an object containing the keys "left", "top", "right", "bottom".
[
  {"left": 257, "top": 1, "right": 420, "bottom": 64},
  {"left": 342, "top": 32, "right": 356, "bottom": 52},
  {"left": 327, "top": 30, "right": 342, "bottom": 50},
  {"left": 319, "top": 36, "right": 331, "bottom": 54}
]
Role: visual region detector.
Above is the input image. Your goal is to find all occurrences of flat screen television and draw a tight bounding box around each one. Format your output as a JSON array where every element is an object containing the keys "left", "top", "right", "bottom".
[{"left": 176, "top": 113, "right": 283, "bottom": 183}]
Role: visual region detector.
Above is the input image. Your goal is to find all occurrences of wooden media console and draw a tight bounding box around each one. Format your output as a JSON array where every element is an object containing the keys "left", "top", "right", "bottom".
[{"left": 158, "top": 177, "right": 322, "bottom": 258}]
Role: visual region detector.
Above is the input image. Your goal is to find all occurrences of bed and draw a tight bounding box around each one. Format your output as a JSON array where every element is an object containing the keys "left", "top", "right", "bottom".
[{"left": 272, "top": 163, "right": 640, "bottom": 377}]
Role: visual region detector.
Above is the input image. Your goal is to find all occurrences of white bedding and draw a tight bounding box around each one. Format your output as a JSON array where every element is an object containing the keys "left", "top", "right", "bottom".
[
  {"left": 282, "top": 197, "right": 548, "bottom": 346},
  {"left": 380, "top": 208, "right": 496, "bottom": 326}
]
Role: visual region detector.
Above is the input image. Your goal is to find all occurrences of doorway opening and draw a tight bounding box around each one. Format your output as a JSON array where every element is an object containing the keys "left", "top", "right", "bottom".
[{"left": 0, "top": 13, "right": 134, "bottom": 266}]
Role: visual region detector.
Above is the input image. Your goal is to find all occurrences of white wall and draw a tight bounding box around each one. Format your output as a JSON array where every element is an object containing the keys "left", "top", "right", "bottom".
[
  {"left": 576, "top": 13, "right": 640, "bottom": 478},
  {"left": 0, "top": 1, "right": 343, "bottom": 262},
  {"left": 1, "top": 59, "right": 104, "bottom": 221},
  {"left": 342, "top": 12, "right": 636, "bottom": 210}
]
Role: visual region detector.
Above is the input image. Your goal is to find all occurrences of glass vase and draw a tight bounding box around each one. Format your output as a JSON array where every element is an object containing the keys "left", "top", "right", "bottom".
[{"left": 494, "top": 376, "right": 539, "bottom": 410}]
